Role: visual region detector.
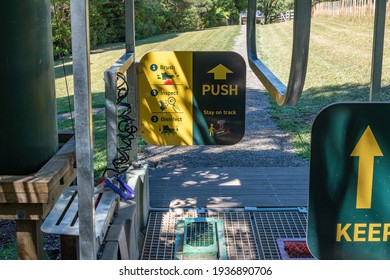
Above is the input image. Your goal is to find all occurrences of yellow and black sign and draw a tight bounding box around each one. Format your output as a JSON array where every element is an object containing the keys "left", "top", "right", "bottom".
[
  {"left": 138, "top": 51, "right": 246, "bottom": 146},
  {"left": 307, "top": 103, "right": 390, "bottom": 260}
]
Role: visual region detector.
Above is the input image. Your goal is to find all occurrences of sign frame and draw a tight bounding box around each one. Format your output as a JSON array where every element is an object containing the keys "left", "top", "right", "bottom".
[
  {"left": 308, "top": 102, "right": 390, "bottom": 260},
  {"left": 138, "top": 51, "right": 246, "bottom": 146}
]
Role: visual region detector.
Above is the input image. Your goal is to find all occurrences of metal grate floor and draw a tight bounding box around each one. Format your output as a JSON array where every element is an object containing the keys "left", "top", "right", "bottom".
[
  {"left": 141, "top": 208, "right": 307, "bottom": 260},
  {"left": 253, "top": 209, "right": 308, "bottom": 260},
  {"left": 207, "top": 211, "right": 260, "bottom": 260},
  {"left": 141, "top": 210, "right": 198, "bottom": 260},
  {"left": 186, "top": 221, "right": 214, "bottom": 247}
]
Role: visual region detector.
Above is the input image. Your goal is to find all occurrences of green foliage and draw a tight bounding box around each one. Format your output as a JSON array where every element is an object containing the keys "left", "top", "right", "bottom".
[
  {"left": 89, "top": 0, "right": 127, "bottom": 47},
  {"left": 135, "top": 0, "right": 163, "bottom": 38},
  {"left": 257, "top": 0, "right": 294, "bottom": 24},
  {"left": 51, "top": 0, "right": 244, "bottom": 55},
  {"left": 51, "top": 0, "right": 71, "bottom": 58},
  {"left": 0, "top": 240, "right": 18, "bottom": 260},
  {"left": 0, "top": 237, "right": 58, "bottom": 260},
  {"left": 234, "top": 0, "right": 247, "bottom": 12}
]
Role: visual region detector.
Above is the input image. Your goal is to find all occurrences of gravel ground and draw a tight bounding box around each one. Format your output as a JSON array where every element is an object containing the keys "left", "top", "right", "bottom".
[{"left": 138, "top": 26, "right": 309, "bottom": 168}]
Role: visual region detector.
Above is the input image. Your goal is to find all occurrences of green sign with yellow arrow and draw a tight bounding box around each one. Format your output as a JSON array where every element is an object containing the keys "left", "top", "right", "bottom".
[
  {"left": 350, "top": 126, "right": 383, "bottom": 209},
  {"left": 307, "top": 102, "right": 390, "bottom": 259}
]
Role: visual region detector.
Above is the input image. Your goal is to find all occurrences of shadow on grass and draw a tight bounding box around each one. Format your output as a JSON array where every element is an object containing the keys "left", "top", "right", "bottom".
[
  {"left": 54, "top": 61, "right": 73, "bottom": 79},
  {"left": 56, "top": 91, "right": 106, "bottom": 115}
]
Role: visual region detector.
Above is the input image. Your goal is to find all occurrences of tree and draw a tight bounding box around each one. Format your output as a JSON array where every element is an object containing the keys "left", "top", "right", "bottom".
[
  {"left": 257, "top": 0, "right": 293, "bottom": 24},
  {"left": 158, "top": 0, "right": 199, "bottom": 32},
  {"left": 51, "top": 0, "right": 71, "bottom": 57},
  {"left": 134, "top": 0, "right": 163, "bottom": 38},
  {"left": 234, "top": 0, "right": 247, "bottom": 12},
  {"left": 199, "top": 0, "right": 234, "bottom": 27}
]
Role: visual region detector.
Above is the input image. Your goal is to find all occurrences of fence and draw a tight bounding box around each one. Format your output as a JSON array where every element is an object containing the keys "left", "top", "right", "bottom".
[
  {"left": 271, "top": 10, "right": 295, "bottom": 23},
  {"left": 313, "top": 0, "right": 390, "bottom": 18},
  {"left": 277, "top": 10, "right": 295, "bottom": 22}
]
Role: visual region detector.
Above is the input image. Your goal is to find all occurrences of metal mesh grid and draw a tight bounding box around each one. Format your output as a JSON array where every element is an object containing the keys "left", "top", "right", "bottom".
[
  {"left": 141, "top": 210, "right": 198, "bottom": 260},
  {"left": 207, "top": 211, "right": 260, "bottom": 260},
  {"left": 141, "top": 209, "right": 307, "bottom": 260},
  {"left": 253, "top": 210, "right": 307, "bottom": 260},
  {"left": 141, "top": 210, "right": 260, "bottom": 260},
  {"left": 186, "top": 221, "right": 214, "bottom": 247}
]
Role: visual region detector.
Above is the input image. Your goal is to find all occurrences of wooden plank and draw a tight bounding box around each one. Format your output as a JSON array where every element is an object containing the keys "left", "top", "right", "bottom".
[
  {"left": 0, "top": 133, "right": 76, "bottom": 261},
  {"left": 0, "top": 192, "right": 49, "bottom": 204},
  {"left": 0, "top": 171, "right": 72, "bottom": 219},
  {"left": 150, "top": 175, "right": 308, "bottom": 184},
  {"left": 150, "top": 181, "right": 308, "bottom": 188},
  {"left": 156, "top": 194, "right": 308, "bottom": 202},
  {"left": 149, "top": 178, "right": 308, "bottom": 184},
  {"left": 149, "top": 166, "right": 309, "bottom": 174},
  {"left": 0, "top": 203, "right": 45, "bottom": 220},
  {"left": 0, "top": 199, "right": 55, "bottom": 220},
  {"left": 34, "top": 155, "right": 75, "bottom": 189},
  {"left": 0, "top": 168, "right": 76, "bottom": 203},
  {"left": 0, "top": 175, "right": 38, "bottom": 192},
  {"left": 15, "top": 220, "right": 44, "bottom": 260},
  {"left": 0, "top": 136, "right": 75, "bottom": 203},
  {"left": 149, "top": 190, "right": 308, "bottom": 198},
  {"left": 33, "top": 136, "right": 76, "bottom": 191},
  {"left": 149, "top": 167, "right": 309, "bottom": 208},
  {"left": 149, "top": 170, "right": 310, "bottom": 177},
  {"left": 149, "top": 183, "right": 307, "bottom": 190}
]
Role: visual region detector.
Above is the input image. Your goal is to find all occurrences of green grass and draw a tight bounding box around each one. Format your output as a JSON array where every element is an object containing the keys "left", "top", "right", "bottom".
[
  {"left": 0, "top": 242, "right": 18, "bottom": 260},
  {"left": 257, "top": 15, "right": 390, "bottom": 158},
  {"left": 0, "top": 237, "right": 59, "bottom": 260}
]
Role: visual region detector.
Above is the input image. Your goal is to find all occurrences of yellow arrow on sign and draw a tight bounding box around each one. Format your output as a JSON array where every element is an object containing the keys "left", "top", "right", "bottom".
[
  {"left": 350, "top": 126, "right": 383, "bottom": 209},
  {"left": 207, "top": 64, "right": 233, "bottom": 80}
]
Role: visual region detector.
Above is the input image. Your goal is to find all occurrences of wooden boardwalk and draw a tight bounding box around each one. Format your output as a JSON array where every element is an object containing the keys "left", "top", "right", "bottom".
[{"left": 149, "top": 167, "right": 309, "bottom": 209}]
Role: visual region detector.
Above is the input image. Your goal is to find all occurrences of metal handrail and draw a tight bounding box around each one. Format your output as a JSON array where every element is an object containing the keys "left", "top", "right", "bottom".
[{"left": 247, "top": 0, "right": 312, "bottom": 106}]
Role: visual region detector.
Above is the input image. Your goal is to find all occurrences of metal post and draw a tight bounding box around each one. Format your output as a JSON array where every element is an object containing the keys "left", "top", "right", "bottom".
[
  {"left": 70, "top": 0, "right": 97, "bottom": 259},
  {"left": 125, "top": 0, "right": 138, "bottom": 163},
  {"left": 370, "top": 0, "right": 387, "bottom": 102},
  {"left": 247, "top": 0, "right": 311, "bottom": 106},
  {"left": 104, "top": 68, "right": 119, "bottom": 175}
]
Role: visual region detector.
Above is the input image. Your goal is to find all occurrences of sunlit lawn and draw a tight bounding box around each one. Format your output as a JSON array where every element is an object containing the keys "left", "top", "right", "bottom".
[{"left": 257, "top": 15, "right": 390, "bottom": 157}]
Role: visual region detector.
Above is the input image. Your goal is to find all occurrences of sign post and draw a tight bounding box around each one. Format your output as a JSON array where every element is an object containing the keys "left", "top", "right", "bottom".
[
  {"left": 138, "top": 51, "right": 246, "bottom": 146},
  {"left": 308, "top": 102, "right": 390, "bottom": 259}
]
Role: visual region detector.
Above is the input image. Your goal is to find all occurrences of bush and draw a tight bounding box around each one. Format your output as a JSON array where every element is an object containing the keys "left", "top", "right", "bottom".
[{"left": 51, "top": 0, "right": 71, "bottom": 58}]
